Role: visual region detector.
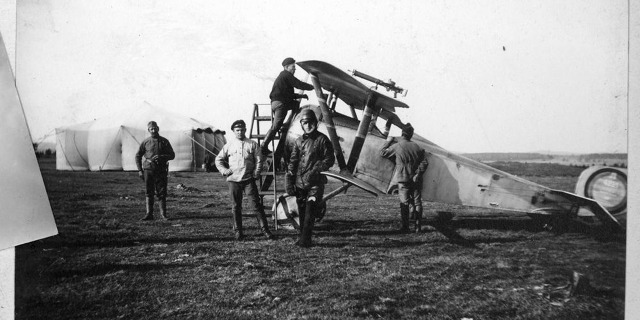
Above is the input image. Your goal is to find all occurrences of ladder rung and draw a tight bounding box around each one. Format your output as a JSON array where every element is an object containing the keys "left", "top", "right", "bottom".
[
  {"left": 260, "top": 172, "right": 275, "bottom": 176},
  {"left": 250, "top": 134, "right": 281, "bottom": 140},
  {"left": 255, "top": 116, "right": 272, "bottom": 121}
]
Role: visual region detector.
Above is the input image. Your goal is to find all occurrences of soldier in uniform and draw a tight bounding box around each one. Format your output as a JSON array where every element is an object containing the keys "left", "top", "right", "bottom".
[
  {"left": 286, "top": 109, "right": 335, "bottom": 247},
  {"left": 135, "top": 121, "right": 175, "bottom": 221},
  {"left": 215, "top": 120, "right": 275, "bottom": 241},
  {"left": 380, "top": 123, "right": 429, "bottom": 232}
]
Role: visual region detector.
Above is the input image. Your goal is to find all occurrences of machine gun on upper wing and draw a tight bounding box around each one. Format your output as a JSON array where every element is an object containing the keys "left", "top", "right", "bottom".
[{"left": 350, "top": 69, "right": 407, "bottom": 98}]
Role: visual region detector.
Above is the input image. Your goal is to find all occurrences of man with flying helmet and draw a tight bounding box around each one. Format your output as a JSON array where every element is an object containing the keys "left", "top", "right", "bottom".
[{"left": 286, "top": 108, "right": 335, "bottom": 247}]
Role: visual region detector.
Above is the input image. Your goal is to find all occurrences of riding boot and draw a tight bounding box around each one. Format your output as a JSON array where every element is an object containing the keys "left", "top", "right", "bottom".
[
  {"left": 296, "top": 201, "right": 306, "bottom": 232},
  {"left": 414, "top": 208, "right": 422, "bottom": 233},
  {"left": 158, "top": 197, "right": 168, "bottom": 220},
  {"left": 399, "top": 203, "right": 410, "bottom": 233},
  {"left": 140, "top": 196, "right": 154, "bottom": 221},
  {"left": 256, "top": 210, "right": 275, "bottom": 240},
  {"left": 233, "top": 209, "right": 244, "bottom": 240},
  {"left": 298, "top": 201, "right": 316, "bottom": 247}
]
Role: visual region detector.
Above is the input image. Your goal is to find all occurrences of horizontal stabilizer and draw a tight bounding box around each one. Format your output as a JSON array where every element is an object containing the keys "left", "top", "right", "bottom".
[{"left": 549, "top": 189, "right": 623, "bottom": 232}]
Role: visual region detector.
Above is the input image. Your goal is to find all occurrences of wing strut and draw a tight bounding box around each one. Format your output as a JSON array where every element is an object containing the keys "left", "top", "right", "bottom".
[
  {"left": 346, "top": 92, "right": 380, "bottom": 172},
  {"left": 310, "top": 73, "right": 348, "bottom": 171}
]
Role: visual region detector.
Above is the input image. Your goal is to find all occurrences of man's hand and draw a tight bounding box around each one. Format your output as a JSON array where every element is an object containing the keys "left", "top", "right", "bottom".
[
  {"left": 381, "top": 137, "right": 396, "bottom": 149},
  {"left": 223, "top": 169, "right": 233, "bottom": 176},
  {"left": 151, "top": 155, "right": 159, "bottom": 162},
  {"left": 286, "top": 183, "right": 295, "bottom": 196},
  {"left": 138, "top": 171, "right": 144, "bottom": 181}
]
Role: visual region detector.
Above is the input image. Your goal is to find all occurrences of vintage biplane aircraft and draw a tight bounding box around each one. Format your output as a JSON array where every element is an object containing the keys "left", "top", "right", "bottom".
[{"left": 260, "top": 60, "right": 623, "bottom": 234}]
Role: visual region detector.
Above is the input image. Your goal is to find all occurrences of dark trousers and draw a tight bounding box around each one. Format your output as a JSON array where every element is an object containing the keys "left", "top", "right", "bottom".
[
  {"left": 144, "top": 169, "right": 168, "bottom": 200},
  {"left": 227, "top": 179, "right": 268, "bottom": 232},
  {"left": 398, "top": 181, "right": 422, "bottom": 214},
  {"left": 262, "top": 100, "right": 297, "bottom": 150},
  {"left": 398, "top": 180, "right": 423, "bottom": 230},
  {"left": 295, "top": 184, "right": 325, "bottom": 245}
]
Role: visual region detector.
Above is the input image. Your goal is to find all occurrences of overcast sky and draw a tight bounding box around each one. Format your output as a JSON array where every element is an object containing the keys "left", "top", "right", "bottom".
[{"left": 15, "top": 0, "right": 630, "bottom": 153}]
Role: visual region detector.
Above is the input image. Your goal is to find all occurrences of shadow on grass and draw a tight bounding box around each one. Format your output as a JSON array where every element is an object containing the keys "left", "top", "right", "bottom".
[
  {"left": 443, "top": 217, "right": 544, "bottom": 232},
  {"left": 449, "top": 216, "right": 625, "bottom": 243},
  {"left": 168, "top": 214, "right": 229, "bottom": 221},
  {"left": 313, "top": 218, "right": 534, "bottom": 248},
  {"left": 31, "top": 235, "right": 247, "bottom": 249},
  {"left": 50, "top": 262, "right": 193, "bottom": 278}
]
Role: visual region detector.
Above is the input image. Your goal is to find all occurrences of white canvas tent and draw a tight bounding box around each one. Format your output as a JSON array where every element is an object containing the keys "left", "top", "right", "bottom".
[{"left": 55, "top": 102, "right": 226, "bottom": 172}]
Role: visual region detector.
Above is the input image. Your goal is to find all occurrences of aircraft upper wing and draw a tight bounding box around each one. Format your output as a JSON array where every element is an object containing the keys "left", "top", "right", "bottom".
[{"left": 297, "top": 60, "right": 410, "bottom": 114}]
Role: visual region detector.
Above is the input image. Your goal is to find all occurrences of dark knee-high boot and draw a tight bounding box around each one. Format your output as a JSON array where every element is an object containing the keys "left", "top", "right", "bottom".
[
  {"left": 158, "top": 197, "right": 168, "bottom": 220},
  {"left": 399, "top": 203, "right": 410, "bottom": 233},
  {"left": 256, "top": 210, "right": 275, "bottom": 240},
  {"left": 297, "top": 201, "right": 316, "bottom": 247},
  {"left": 141, "top": 196, "right": 154, "bottom": 221},
  {"left": 233, "top": 209, "right": 244, "bottom": 240},
  {"left": 414, "top": 208, "right": 422, "bottom": 233}
]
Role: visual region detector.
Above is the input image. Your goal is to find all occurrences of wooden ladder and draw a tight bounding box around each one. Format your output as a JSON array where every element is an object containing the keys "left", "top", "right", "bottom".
[{"left": 248, "top": 103, "right": 295, "bottom": 230}]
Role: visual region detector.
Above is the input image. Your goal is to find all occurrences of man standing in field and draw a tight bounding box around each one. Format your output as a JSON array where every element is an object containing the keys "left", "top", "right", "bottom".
[
  {"left": 380, "top": 123, "right": 429, "bottom": 233},
  {"left": 215, "top": 120, "right": 275, "bottom": 241},
  {"left": 286, "top": 109, "right": 335, "bottom": 248},
  {"left": 260, "top": 57, "right": 315, "bottom": 155},
  {"left": 135, "top": 121, "right": 176, "bottom": 221}
]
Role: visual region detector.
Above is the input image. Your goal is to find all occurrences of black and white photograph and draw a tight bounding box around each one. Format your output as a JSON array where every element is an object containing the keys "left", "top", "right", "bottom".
[{"left": 1, "top": 1, "right": 636, "bottom": 319}]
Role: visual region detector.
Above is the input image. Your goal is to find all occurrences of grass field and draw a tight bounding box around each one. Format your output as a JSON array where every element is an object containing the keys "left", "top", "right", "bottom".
[{"left": 15, "top": 158, "right": 625, "bottom": 319}]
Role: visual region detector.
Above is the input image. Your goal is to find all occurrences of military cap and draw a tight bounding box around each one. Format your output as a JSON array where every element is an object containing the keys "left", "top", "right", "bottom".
[
  {"left": 231, "top": 119, "right": 246, "bottom": 130},
  {"left": 147, "top": 121, "right": 158, "bottom": 128},
  {"left": 282, "top": 57, "right": 296, "bottom": 67},
  {"left": 401, "top": 123, "right": 414, "bottom": 138}
]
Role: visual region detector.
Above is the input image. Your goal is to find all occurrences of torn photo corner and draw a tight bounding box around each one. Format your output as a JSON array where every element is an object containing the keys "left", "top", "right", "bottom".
[{"left": 0, "top": 32, "right": 58, "bottom": 250}]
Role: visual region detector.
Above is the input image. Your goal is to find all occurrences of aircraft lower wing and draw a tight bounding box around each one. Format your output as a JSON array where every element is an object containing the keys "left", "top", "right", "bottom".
[
  {"left": 322, "top": 171, "right": 379, "bottom": 197},
  {"left": 273, "top": 172, "right": 378, "bottom": 231}
]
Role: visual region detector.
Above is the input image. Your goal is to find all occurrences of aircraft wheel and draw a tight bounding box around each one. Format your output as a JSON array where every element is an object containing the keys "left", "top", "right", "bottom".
[{"left": 575, "top": 166, "right": 627, "bottom": 217}]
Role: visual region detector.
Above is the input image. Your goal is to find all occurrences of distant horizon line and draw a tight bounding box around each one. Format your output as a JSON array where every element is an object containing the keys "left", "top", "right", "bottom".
[
  {"left": 33, "top": 140, "right": 626, "bottom": 156},
  {"left": 458, "top": 151, "right": 628, "bottom": 155}
]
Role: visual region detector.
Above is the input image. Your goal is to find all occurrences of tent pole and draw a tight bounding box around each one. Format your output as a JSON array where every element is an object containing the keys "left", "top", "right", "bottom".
[
  {"left": 183, "top": 132, "right": 220, "bottom": 157},
  {"left": 98, "top": 127, "right": 123, "bottom": 171},
  {"left": 56, "top": 133, "right": 77, "bottom": 172},
  {"left": 191, "top": 130, "right": 195, "bottom": 172}
]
